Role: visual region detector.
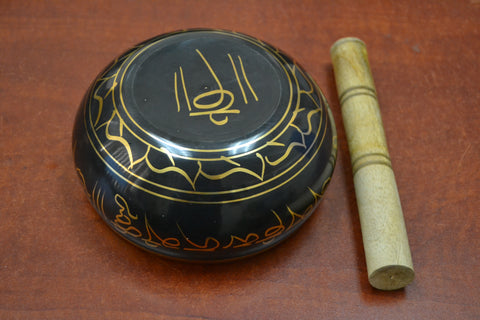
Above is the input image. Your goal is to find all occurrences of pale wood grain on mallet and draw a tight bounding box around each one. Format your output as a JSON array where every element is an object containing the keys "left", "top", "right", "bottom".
[{"left": 330, "top": 37, "right": 414, "bottom": 290}]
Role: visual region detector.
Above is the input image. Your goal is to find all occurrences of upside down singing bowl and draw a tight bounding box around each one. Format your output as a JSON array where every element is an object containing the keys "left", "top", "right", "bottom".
[{"left": 72, "top": 29, "right": 337, "bottom": 261}]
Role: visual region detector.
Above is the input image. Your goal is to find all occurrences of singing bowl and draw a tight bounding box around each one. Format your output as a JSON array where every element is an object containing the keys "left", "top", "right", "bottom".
[{"left": 72, "top": 29, "right": 337, "bottom": 261}]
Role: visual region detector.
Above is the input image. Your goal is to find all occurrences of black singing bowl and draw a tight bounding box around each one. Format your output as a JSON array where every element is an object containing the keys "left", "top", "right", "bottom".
[{"left": 72, "top": 29, "right": 337, "bottom": 262}]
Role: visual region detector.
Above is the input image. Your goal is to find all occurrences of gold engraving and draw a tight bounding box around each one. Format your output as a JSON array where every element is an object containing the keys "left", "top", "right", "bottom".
[
  {"left": 320, "top": 177, "right": 332, "bottom": 195},
  {"left": 175, "top": 49, "right": 258, "bottom": 126},
  {"left": 308, "top": 187, "right": 322, "bottom": 201},
  {"left": 286, "top": 206, "right": 305, "bottom": 230},
  {"left": 112, "top": 194, "right": 142, "bottom": 238},
  {"left": 179, "top": 67, "right": 192, "bottom": 112},
  {"left": 194, "top": 153, "right": 265, "bottom": 183},
  {"left": 86, "top": 92, "right": 328, "bottom": 202},
  {"left": 220, "top": 156, "right": 240, "bottom": 166},
  {"left": 238, "top": 55, "right": 258, "bottom": 101},
  {"left": 85, "top": 30, "right": 331, "bottom": 203},
  {"left": 265, "top": 140, "right": 306, "bottom": 166},
  {"left": 265, "top": 109, "right": 322, "bottom": 166},
  {"left": 228, "top": 53, "right": 247, "bottom": 104},
  {"left": 76, "top": 168, "right": 90, "bottom": 199},
  {"left": 117, "top": 31, "right": 293, "bottom": 154},
  {"left": 78, "top": 33, "right": 333, "bottom": 253},
  {"left": 104, "top": 110, "right": 135, "bottom": 168},
  {"left": 90, "top": 180, "right": 108, "bottom": 221},
  {"left": 174, "top": 72, "right": 181, "bottom": 112},
  {"left": 258, "top": 210, "right": 285, "bottom": 243},
  {"left": 143, "top": 148, "right": 197, "bottom": 191},
  {"left": 223, "top": 233, "right": 260, "bottom": 249},
  {"left": 117, "top": 31, "right": 294, "bottom": 154},
  {"left": 93, "top": 77, "right": 117, "bottom": 127},
  {"left": 81, "top": 177, "right": 327, "bottom": 253},
  {"left": 144, "top": 216, "right": 181, "bottom": 249},
  {"left": 177, "top": 223, "right": 221, "bottom": 252}
]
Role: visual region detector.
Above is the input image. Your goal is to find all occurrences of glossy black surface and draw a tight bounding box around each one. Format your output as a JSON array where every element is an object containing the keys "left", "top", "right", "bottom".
[{"left": 72, "top": 29, "right": 337, "bottom": 261}]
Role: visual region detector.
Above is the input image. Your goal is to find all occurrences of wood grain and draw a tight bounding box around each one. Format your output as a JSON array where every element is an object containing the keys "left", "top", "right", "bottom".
[
  {"left": 1, "top": 1, "right": 479, "bottom": 319},
  {"left": 331, "top": 38, "right": 414, "bottom": 290}
]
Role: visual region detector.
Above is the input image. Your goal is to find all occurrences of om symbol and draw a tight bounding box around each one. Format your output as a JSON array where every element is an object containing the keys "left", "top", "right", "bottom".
[{"left": 174, "top": 49, "right": 258, "bottom": 126}]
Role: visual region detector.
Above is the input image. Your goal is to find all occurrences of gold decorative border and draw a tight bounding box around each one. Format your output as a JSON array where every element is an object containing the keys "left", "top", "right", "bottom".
[
  {"left": 115, "top": 30, "right": 294, "bottom": 155},
  {"left": 79, "top": 167, "right": 332, "bottom": 254},
  {"left": 84, "top": 30, "right": 331, "bottom": 203}
]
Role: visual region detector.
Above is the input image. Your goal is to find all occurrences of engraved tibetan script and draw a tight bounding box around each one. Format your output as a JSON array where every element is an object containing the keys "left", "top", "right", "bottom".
[{"left": 174, "top": 49, "right": 258, "bottom": 126}]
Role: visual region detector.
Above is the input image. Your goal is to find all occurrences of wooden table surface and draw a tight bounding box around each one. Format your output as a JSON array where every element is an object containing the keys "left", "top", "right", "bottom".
[{"left": 1, "top": 1, "right": 479, "bottom": 319}]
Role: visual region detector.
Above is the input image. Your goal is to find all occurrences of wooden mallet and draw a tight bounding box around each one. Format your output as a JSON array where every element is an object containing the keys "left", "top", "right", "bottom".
[{"left": 330, "top": 38, "right": 414, "bottom": 290}]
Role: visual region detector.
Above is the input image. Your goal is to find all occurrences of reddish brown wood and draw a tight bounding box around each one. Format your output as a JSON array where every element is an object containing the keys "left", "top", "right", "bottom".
[{"left": 0, "top": 1, "right": 479, "bottom": 319}]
